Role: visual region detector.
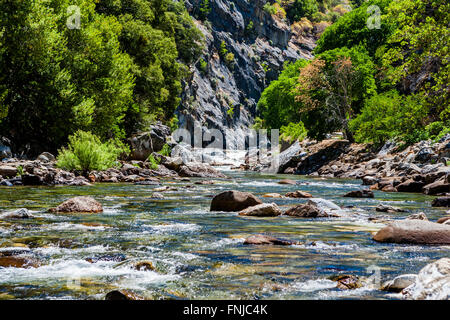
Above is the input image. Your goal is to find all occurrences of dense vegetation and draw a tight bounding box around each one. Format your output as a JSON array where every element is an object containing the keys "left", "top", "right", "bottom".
[
  {"left": 0, "top": 0, "right": 203, "bottom": 155},
  {"left": 258, "top": 0, "right": 449, "bottom": 147}
]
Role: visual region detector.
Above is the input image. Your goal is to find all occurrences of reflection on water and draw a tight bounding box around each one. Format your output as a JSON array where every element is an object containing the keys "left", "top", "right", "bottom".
[{"left": 0, "top": 170, "right": 448, "bottom": 300}]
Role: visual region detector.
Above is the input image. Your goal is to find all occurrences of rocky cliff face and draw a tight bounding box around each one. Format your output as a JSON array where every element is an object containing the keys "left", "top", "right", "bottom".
[{"left": 177, "top": 0, "right": 317, "bottom": 150}]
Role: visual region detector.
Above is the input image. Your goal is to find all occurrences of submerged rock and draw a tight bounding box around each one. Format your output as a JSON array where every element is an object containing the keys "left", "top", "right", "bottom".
[
  {"left": 238, "top": 203, "right": 281, "bottom": 217},
  {"left": 329, "top": 274, "right": 362, "bottom": 290},
  {"left": 210, "top": 190, "right": 262, "bottom": 212},
  {"left": 375, "top": 204, "right": 406, "bottom": 213},
  {"left": 49, "top": 196, "right": 103, "bottom": 213},
  {"left": 373, "top": 220, "right": 450, "bottom": 245},
  {"left": 432, "top": 197, "right": 450, "bottom": 207},
  {"left": 402, "top": 258, "right": 450, "bottom": 300},
  {"left": 105, "top": 290, "right": 143, "bottom": 300},
  {"left": 381, "top": 274, "right": 417, "bottom": 293},
  {"left": 343, "top": 189, "right": 374, "bottom": 198},
  {"left": 277, "top": 179, "right": 297, "bottom": 185},
  {"left": 0, "top": 256, "right": 39, "bottom": 268},
  {"left": 406, "top": 212, "right": 428, "bottom": 221},
  {"left": 0, "top": 208, "right": 33, "bottom": 219},
  {"left": 285, "top": 190, "right": 312, "bottom": 198},
  {"left": 243, "top": 234, "right": 294, "bottom": 245},
  {"left": 133, "top": 261, "right": 155, "bottom": 271}
]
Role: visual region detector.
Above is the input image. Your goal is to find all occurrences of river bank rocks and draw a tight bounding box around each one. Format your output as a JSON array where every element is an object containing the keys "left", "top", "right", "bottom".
[
  {"left": 210, "top": 190, "right": 262, "bottom": 212},
  {"left": 432, "top": 196, "right": 450, "bottom": 207},
  {"left": 402, "top": 258, "right": 450, "bottom": 300},
  {"left": 49, "top": 196, "right": 103, "bottom": 214},
  {"left": 373, "top": 220, "right": 450, "bottom": 245},
  {"left": 249, "top": 136, "right": 450, "bottom": 199},
  {"left": 238, "top": 203, "right": 282, "bottom": 217}
]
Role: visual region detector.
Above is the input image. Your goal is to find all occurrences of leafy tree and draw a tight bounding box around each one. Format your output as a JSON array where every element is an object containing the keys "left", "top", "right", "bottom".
[
  {"left": 286, "top": 0, "right": 319, "bottom": 21},
  {"left": 349, "top": 90, "right": 428, "bottom": 146}
]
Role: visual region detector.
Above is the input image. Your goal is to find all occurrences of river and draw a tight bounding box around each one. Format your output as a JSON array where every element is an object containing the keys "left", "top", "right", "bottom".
[{"left": 0, "top": 169, "right": 448, "bottom": 300}]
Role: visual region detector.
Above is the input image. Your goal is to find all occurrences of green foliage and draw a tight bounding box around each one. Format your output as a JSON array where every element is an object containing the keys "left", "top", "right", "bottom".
[
  {"left": 280, "top": 122, "right": 308, "bottom": 143},
  {"left": 258, "top": 59, "right": 309, "bottom": 129},
  {"left": 227, "top": 106, "right": 235, "bottom": 118},
  {"left": 225, "top": 52, "right": 235, "bottom": 66},
  {"left": 168, "top": 115, "right": 179, "bottom": 132},
  {"left": 287, "top": 0, "right": 319, "bottom": 21},
  {"left": 199, "top": 0, "right": 211, "bottom": 20},
  {"left": 199, "top": 58, "right": 208, "bottom": 74},
  {"left": 0, "top": 0, "right": 203, "bottom": 154},
  {"left": 314, "top": 0, "right": 394, "bottom": 57},
  {"left": 16, "top": 165, "right": 24, "bottom": 177},
  {"left": 147, "top": 154, "right": 160, "bottom": 170},
  {"left": 425, "top": 122, "right": 450, "bottom": 142},
  {"left": 349, "top": 91, "right": 428, "bottom": 146},
  {"left": 219, "top": 40, "right": 228, "bottom": 57},
  {"left": 158, "top": 144, "right": 172, "bottom": 157},
  {"left": 56, "top": 131, "right": 127, "bottom": 173}
]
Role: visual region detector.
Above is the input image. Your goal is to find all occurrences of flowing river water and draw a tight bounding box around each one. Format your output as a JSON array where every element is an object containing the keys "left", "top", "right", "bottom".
[{"left": 0, "top": 169, "right": 449, "bottom": 300}]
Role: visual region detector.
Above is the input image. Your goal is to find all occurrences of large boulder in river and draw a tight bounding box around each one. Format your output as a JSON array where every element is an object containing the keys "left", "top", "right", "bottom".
[
  {"left": 178, "top": 162, "right": 227, "bottom": 178},
  {"left": 129, "top": 123, "right": 171, "bottom": 161},
  {"left": 423, "top": 180, "right": 450, "bottom": 195},
  {"left": 238, "top": 203, "right": 281, "bottom": 217},
  {"left": 381, "top": 274, "right": 418, "bottom": 293},
  {"left": 285, "top": 190, "right": 312, "bottom": 198},
  {"left": 210, "top": 190, "right": 262, "bottom": 212},
  {"left": 49, "top": 196, "right": 103, "bottom": 213},
  {"left": 0, "top": 165, "right": 17, "bottom": 178},
  {"left": 396, "top": 179, "right": 425, "bottom": 193},
  {"left": 402, "top": 258, "right": 450, "bottom": 300},
  {"left": 432, "top": 197, "right": 450, "bottom": 207},
  {"left": 285, "top": 203, "right": 334, "bottom": 218},
  {"left": 277, "top": 142, "right": 306, "bottom": 173},
  {"left": 373, "top": 220, "right": 450, "bottom": 245}
]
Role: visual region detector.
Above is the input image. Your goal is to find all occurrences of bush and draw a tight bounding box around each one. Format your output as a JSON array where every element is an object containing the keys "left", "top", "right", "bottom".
[
  {"left": 56, "top": 131, "right": 128, "bottom": 173},
  {"left": 280, "top": 122, "right": 308, "bottom": 143},
  {"left": 349, "top": 91, "right": 428, "bottom": 147},
  {"left": 147, "top": 154, "right": 161, "bottom": 170},
  {"left": 158, "top": 144, "right": 172, "bottom": 157}
]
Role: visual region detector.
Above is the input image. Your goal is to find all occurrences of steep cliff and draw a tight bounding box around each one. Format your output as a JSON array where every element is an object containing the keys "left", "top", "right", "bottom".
[{"left": 177, "top": 0, "right": 319, "bottom": 149}]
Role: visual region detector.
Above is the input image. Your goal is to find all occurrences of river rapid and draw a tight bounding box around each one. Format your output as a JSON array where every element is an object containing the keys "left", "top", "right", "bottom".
[{"left": 0, "top": 169, "right": 449, "bottom": 300}]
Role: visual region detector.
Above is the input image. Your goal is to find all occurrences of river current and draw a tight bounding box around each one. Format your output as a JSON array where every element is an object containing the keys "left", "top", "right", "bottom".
[{"left": 0, "top": 169, "right": 448, "bottom": 300}]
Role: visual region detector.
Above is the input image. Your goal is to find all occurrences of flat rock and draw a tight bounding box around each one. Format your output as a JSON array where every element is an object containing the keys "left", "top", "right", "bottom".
[
  {"left": 49, "top": 196, "right": 103, "bottom": 213},
  {"left": 239, "top": 203, "right": 282, "bottom": 217},
  {"left": 277, "top": 179, "right": 297, "bottom": 185},
  {"left": 210, "top": 190, "right": 262, "bottom": 212},
  {"left": 285, "top": 190, "right": 312, "bottom": 198},
  {"left": 0, "top": 208, "right": 33, "bottom": 219},
  {"left": 243, "top": 234, "right": 294, "bottom": 245},
  {"left": 381, "top": 274, "right": 418, "bottom": 293},
  {"left": 373, "top": 220, "right": 450, "bottom": 244},
  {"left": 285, "top": 203, "right": 339, "bottom": 218}
]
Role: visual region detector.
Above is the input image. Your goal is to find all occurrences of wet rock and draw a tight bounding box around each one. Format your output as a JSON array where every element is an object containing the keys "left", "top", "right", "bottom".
[
  {"left": 375, "top": 204, "right": 406, "bottom": 213},
  {"left": 362, "top": 176, "right": 378, "bottom": 186},
  {"left": 396, "top": 179, "right": 425, "bottom": 193},
  {"left": 307, "top": 198, "right": 341, "bottom": 211},
  {"left": 243, "top": 234, "right": 294, "bottom": 245},
  {"left": 432, "top": 197, "right": 450, "bottom": 207},
  {"left": 285, "top": 190, "right": 312, "bottom": 198},
  {"left": 210, "top": 190, "right": 262, "bottom": 212},
  {"left": 402, "top": 258, "right": 450, "bottom": 300},
  {"left": 238, "top": 203, "right": 281, "bottom": 217},
  {"left": 0, "top": 138, "right": 12, "bottom": 160},
  {"left": 21, "top": 174, "right": 43, "bottom": 186},
  {"left": 0, "top": 179, "right": 13, "bottom": 186},
  {"left": 0, "top": 256, "right": 39, "bottom": 268},
  {"left": 134, "top": 180, "right": 160, "bottom": 186},
  {"left": 0, "top": 166, "right": 17, "bottom": 178},
  {"left": 285, "top": 203, "right": 331, "bottom": 218},
  {"left": 381, "top": 185, "right": 397, "bottom": 192},
  {"left": 343, "top": 189, "right": 374, "bottom": 198},
  {"left": 381, "top": 274, "right": 418, "bottom": 293},
  {"left": 151, "top": 192, "right": 165, "bottom": 199},
  {"left": 263, "top": 193, "right": 283, "bottom": 198},
  {"left": 105, "top": 290, "right": 143, "bottom": 300},
  {"left": 373, "top": 220, "right": 450, "bottom": 245},
  {"left": 437, "top": 216, "right": 450, "bottom": 224},
  {"left": 85, "top": 254, "right": 126, "bottom": 264},
  {"left": 277, "top": 179, "right": 296, "bottom": 185},
  {"left": 277, "top": 142, "right": 305, "bottom": 173},
  {"left": 194, "top": 180, "right": 215, "bottom": 185},
  {"left": 406, "top": 212, "right": 428, "bottom": 221},
  {"left": 49, "top": 196, "right": 103, "bottom": 213},
  {"left": 329, "top": 274, "right": 362, "bottom": 290},
  {"left": 36, "top": 152, "right": 55, "bottom": 163},
  {"left": 0, "top": 208, "right": 33, "bottom": 219},
  {"left": 133, "top": 261, "right": 155, "bottom": 271},
  {"left": 423, "top": 180, "right": 450, "bottom": 195}
]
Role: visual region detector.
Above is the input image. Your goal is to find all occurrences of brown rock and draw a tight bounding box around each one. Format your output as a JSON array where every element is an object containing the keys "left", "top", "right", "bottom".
[
  {"left": 243, "top": 234, "right": 294, "bottom": 245},
  {"left": 285, "top": 190, "right": 312, "bottom": 198},
  {"left": 105, "top": 290, "right": 143, "bottom": 300},
  {"left": 406, "top": 212, "right": 428, "bottom": 221},
  {"left": 330, "top": 275, "right": 362, "bottom": 290},
  {"left": 285, "top": 203, "right": 338, "bottom": 218},
  {"left": 0, "top": 166, "right": 17, "bottom": 178},
  {"left": 432, "top": 197, "right": 450, "bottom": 207},
  {"left": 277, "top": 179, "right": 297, "bottom": 185},
  {"left": 396, "top": 179, "right": 425, "bottom": 193},
  {"left": 343, "top": 189, "right": 374, "bottom": 198},
  {"left": 0, "top": 256, "right": 39, "bottom": 268},
  {"left": 49, "top": 196, "right": 103, "bottom": 213},
  {"left": 437, "top": 216, "right": 450, "bottom": 224},
  {"left": 210, "top": 190, "right": 262, "bottom": 212},
  {"left": 373, "top": 220, "right": 450, "bottom": 244},
  {"left": 375, "top": 204, "right": 406, "bottom": 213},
  {"left": 423, "top": 180, "right": 450, "bottom": 195},
  {"left": 239, "top": 203, "right": 282, "bottom": 217},
  {"left": 381, "top": 185, "right": 397, "bottom": 192},
  {"left": 133, "top": 261, "right": 155, "bottom": 271}
]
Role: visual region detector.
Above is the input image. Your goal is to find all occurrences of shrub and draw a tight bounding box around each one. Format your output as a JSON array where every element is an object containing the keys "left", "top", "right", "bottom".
[
  {"left": 280, "top": 122, "right": 308, "bottom": 143},
  {"left": 158, "top": 144, "right": 172, "bottom": 157},
  {"left": 147, "top": 154, "right": 160, "bottom": 170},
  {"left": 56, "top": 131, "right": 128, "bottom": 173},
  {"left": 199, "top": 58, "right": 208, "bottom": 74},
  {"left": 225, "top": 52, "right": 235, "bottom": 66}
]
